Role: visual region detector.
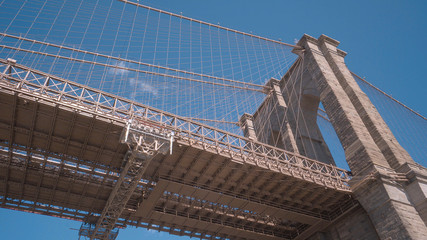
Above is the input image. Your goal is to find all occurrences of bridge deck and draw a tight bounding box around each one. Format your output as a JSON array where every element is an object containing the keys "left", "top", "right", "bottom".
[{"left": 0, "top": 59, "right": 356, "bottom": 239}]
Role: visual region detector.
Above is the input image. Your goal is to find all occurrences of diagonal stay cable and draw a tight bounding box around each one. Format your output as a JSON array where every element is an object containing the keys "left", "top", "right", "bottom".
[
  {"left": 351, "top": 71, "right": 427, "bottom": 121},
  {"left": 0, "top": 44, "right": 268, "bottom": 93},
  {"left": 0, "top": 32, "right": 269, "bottom": 92}
]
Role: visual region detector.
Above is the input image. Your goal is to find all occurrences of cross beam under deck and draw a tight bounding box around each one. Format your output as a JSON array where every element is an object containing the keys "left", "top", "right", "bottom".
[{"left": 79, "top": 121, "right": 173, "bottom": 240}]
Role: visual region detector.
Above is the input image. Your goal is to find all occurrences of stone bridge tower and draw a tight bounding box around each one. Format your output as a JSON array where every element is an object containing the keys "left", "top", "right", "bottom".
[{"left": 241, "top": 34, "right": 427, "bottom": 239}]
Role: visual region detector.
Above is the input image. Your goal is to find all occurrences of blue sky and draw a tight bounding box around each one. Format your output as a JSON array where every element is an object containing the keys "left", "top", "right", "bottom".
[
  {"left": 1, "top": 0, "right": 426, "bottom": 239},
  {"left": 149, "top": 0, "right": 426, "bottom": 116}
]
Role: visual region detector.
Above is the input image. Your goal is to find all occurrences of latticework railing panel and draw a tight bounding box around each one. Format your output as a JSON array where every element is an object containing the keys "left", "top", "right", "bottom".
[{"left": 0, "top": 59, "right": 351, "bottom": 192}]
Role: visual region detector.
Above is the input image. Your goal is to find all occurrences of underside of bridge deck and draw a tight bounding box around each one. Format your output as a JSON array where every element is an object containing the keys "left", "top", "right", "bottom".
[{"left": 0, "top": 60, "right": 355, "bottom": 239}]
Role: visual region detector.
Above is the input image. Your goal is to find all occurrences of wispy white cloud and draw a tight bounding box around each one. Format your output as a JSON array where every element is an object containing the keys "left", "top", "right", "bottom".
[
  {"left": 108, "top": 61, "right": 130, "bottom": 76},
  {"left": 129, "top": 77, "right": 158, "bottom": 96}
]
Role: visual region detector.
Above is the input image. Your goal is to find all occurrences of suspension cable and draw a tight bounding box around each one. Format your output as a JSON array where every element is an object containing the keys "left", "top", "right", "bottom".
[
  {"left": 0, "top": 44, "right": 268, "bottom": 93},
  {"left": 118, "top": 0, "right": 302, "bottom": 49},
  {"left": 351, "top": 72, "right": 427, "bottom": 121},
  {"left": 184, "top": 117, "right": 239, "bottom": 126},
  {"left": 0, "top": 33, "right": 269, "bottom": 92}
]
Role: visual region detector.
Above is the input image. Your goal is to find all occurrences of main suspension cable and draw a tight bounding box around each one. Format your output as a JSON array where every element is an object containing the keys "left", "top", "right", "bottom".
[{"left": 118, "top": 0, "right": 302, "bottom": 49}]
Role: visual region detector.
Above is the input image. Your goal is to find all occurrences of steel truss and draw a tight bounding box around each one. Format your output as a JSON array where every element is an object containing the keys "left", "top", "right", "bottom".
[
  {"left": 0, "top": 58, "right": 359, "bottom": 240},
  {"left": 157, "top": 191, "right": 305, "bottom": 237},
  {"left": 0, "top": 58, "right": 351, "bottom": 192},
  {"left": 79, "top": 121, "right": 174, "bottom": 240}
]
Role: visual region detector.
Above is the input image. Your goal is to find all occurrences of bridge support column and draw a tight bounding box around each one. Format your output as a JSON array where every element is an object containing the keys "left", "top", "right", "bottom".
[
  {"left": 295, "top": 34, "right": 427, "bottom": 239},
  {"left": 316, "top": 35, "right": 427, "bottom": 228},
  {"left": 265, "top": 78, "right": 300, "bottom": 154},
  {"left": 240, "top": 78, "right": 300, "bottom": 154},
  {"left": 239, "top": 113, "right": 258, "bottom": 141},
  {"left": 279, "top": 64, "right": 334, "bottom": 164}
]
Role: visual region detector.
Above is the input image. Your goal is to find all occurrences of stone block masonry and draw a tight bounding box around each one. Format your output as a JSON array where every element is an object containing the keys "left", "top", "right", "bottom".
[{"left": 294, "top": 34, "right": 427, "bottom": 239}]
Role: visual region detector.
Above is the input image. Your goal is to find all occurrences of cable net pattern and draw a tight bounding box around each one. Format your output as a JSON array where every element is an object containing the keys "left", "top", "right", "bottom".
[
  {"left": 352, "top": 73, "right": 427, "bottom": 167},
  {"left": 1, "top": 2, "right": 426, "bottom": 239},
  {"left": 316, "top": 74, "right": 427, "bottom": 171},
  {"left": 0, "top": 0, "right": 423, "bottom": 172},
  {"left": 0, "top": 0, "right": 297, "bottom": 135}
]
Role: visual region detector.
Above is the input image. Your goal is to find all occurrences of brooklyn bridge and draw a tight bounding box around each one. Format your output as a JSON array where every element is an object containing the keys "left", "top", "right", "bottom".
[{"left": 0, "top": 1, "right": 426, "bottom": 239}]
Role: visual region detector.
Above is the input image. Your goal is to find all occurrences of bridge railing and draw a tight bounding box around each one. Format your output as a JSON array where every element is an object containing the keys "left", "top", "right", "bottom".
[{"left": 0, "top": 58, "right": 351, "bottom": 191}]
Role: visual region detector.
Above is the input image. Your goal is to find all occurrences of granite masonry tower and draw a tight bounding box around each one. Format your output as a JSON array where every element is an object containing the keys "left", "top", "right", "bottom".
[{"left": 241, "top": 34, "right": 427, "bottom": 239}]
